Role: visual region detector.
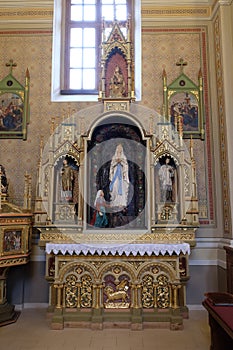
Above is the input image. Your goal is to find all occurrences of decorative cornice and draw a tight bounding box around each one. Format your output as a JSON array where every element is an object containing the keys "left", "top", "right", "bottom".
[
  {"left": 141, "top": 6, "right": 211, "bottom": 18},
  {"left": 0, "top": 5, "right": 213, "bottom": 21},
  {"left": 0, "top": 1, "right": 53, "bottom": 7},
  {"left": 0, "top": 8, "right": 53, "bottom": 20},
  {"left": 2, "top": 3, "right": 231, "bottom": 22}
]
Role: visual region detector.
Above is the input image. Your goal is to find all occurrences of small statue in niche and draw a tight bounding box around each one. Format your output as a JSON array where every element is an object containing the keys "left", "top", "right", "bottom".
[
  {"left": 61, "top": 158, "right": 74, "bottom": 201},
  {"left": 60, "top": 158, "right": 79, "bottom": 214},
  {"left": 109, "top": 65, "right": 126, "bottom": 98},
  {"left": 158, "top": 157, "right": 175, "bottom": 202},
  {"left": 0, "top": 164, "right": 8, "bottom": 194}
]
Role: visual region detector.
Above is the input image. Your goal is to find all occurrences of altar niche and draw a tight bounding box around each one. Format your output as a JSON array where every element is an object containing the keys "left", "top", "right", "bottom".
[
  {"left": 53, "top": 156, "right": 79, "bottom": 223},
  {"left": 154, "top": 156, "right": 179, "bottom": 223},
  {"left": 87, "top": 121, "right": 147, "bottom": 229}
]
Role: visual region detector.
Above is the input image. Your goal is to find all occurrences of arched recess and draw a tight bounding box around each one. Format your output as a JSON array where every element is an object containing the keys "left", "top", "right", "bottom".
[
  {"left": 86, "top": 114, "right": 148, "bottom": 230},
  {"left": 53, "top": 155, "right": 79, "bottom": 220}
]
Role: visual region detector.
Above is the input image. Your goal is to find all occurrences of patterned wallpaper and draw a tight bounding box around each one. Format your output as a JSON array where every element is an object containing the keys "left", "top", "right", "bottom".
[{"left": 0, "top": 27, "right": 214, "bottom": 226}]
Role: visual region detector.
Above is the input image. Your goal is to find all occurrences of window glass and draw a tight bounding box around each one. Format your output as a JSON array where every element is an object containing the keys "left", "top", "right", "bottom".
[
  {"left": 70, "top": 69, "right": 82, "bottom": 89},
  {"left": 70, "top": 6, "right": 83, "bottom": 21},
  {"left": 70, "top": 28, "right": 82, "bottom": 46},
  {"left": 83, "top": 5, "right": 96, "bottom": 21},
  {"left": 83, "top": 69, "right": 96, "bottom": 89},
  {"left": 83, "top": 48, "right": 96, "bottom": 67},
  {"left": 116, "top": 5, "right": 127, "bottom": 20},
  {"left": 83, "top": 28, "right": 96, "bottom": 46},
  {"left": 70, "top": 48, "right": 83, "bottom": 67},
  {"left": 102, "top": 5, "right": 114, "bottom": 21}
]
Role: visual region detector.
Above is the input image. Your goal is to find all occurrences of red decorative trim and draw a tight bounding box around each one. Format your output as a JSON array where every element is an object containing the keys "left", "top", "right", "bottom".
[{"left": 0, "top": 30, "right": 52, "bottom": 35}]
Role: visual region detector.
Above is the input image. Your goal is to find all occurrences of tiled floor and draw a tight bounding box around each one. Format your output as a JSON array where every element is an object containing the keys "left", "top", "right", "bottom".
[{"left": 0, "top": 308, "right": 210, "bottom": 350}]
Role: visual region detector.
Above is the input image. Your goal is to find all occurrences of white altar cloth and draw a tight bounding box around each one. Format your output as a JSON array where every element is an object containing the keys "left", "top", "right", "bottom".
[{"left": 45, "top": 242, "right": 190, "bottom": 257}]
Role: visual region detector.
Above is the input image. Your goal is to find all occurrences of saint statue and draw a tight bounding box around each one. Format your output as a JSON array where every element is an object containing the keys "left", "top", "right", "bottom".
[
  {"left": 109, "top": 65, "right": 126, "bottom": 98},
  {"left": 109, "top": 144, "right": 129, "bottom": 208},
  {"left": 158, "top": 158, "right": 175, "bottom": 202},
  {"left": 60, "top": 158, "right": 79, "bottom": 210},
  {"left": 61, "top": 159, "right": 74, "bottom": 201}
]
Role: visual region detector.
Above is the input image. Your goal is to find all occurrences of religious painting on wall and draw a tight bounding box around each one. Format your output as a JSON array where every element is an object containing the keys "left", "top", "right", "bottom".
[
  {"left": 0, "top": 60, "right": 30, "bottom": 140},
  {"left": 0, "top": 93, "right": 24, "bottom": 134},
  {"left": 163, "top": 59, "right": 205, "bottom": 140},
  {"left": 2, "top": 229, "right": 22, "bottom": 254},
  {"left": 169, "top": 92, "right": 199, "bottom": 134}
]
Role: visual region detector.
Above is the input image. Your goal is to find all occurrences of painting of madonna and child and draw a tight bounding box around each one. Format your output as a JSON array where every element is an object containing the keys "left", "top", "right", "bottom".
[{"left": 87, "top": 123, "right": 147, "bottom": 230}]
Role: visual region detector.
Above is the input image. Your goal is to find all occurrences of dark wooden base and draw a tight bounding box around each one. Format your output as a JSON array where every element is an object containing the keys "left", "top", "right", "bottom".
[{"left": 0, "top": 302, "right": 20, "bottom": 327}]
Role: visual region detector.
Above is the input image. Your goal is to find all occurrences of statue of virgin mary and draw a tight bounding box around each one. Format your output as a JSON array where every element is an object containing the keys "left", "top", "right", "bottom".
[{"left": 109, "top": 144, "right": 129, "bottom": 209}]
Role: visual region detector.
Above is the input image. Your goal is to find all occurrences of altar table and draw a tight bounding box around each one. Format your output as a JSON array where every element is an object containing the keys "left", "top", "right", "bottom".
[{"left": 44, "top": 242, "right": 191, "bottom": 330}]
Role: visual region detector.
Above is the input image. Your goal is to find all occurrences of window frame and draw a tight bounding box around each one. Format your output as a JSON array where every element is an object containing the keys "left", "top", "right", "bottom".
[{"left": 51, "top": 0, "right": 141, "bottom": 102}]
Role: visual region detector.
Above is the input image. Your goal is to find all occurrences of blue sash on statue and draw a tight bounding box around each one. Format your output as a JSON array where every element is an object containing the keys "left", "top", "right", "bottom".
[{"left": 109, "top": 163, "right": 123, "bottom": 195}]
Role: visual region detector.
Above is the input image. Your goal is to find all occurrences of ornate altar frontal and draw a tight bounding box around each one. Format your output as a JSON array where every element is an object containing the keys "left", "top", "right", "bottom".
[
  {"left": 44, "top": 242, "right": 190, "bottom": 330},
  {"left": 35, "top": 19, "right": 200, "bottom": 330}
]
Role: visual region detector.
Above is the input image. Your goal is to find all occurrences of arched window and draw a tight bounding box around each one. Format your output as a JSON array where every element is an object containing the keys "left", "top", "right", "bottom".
[{"left": 51, "top": 0, "right": 141, "bottom": 101}]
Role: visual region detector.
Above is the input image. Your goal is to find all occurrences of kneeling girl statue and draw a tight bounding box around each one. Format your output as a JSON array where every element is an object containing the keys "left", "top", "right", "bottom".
[{"left": 94, "top": 190, "right": 108, "bottom": 228}]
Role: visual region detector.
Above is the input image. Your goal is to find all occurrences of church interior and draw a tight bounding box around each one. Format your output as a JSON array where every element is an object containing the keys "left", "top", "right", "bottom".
[{"left": 0, "top": 0, "right": 233, "bottom": 348}]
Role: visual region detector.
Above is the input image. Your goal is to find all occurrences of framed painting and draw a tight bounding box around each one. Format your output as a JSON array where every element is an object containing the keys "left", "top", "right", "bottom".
[
  {"left": 2, "top": 229, "right": 23, "bottom": 254},
  {"left": 0, "top": 60, "right": 30, "bottom": 140},
  {"left": 169, "top": 91, "right": 199, "bottom": 134},
  {"left": 163, "top": 60, "right": 205, "bottom": 140}
]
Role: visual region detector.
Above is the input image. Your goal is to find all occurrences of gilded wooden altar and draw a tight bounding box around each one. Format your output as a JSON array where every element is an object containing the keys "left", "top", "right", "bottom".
[
  {"left": 44, "top": 241, "right": 190, "bottom": 330},
  {"left": 35, "top": 18, "right": 200, "bottom": 330}
]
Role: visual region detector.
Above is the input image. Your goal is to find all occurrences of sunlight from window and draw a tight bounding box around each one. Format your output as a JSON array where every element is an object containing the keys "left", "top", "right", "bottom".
[
  {"left": 68, "top": 0, "right": 128, "bottom": 91},
  {"left": 71, "top": 0, "right": 96, "bottom": 21},
  {"left": 51, "top": 0, "right": 141, "bottom": 101}
]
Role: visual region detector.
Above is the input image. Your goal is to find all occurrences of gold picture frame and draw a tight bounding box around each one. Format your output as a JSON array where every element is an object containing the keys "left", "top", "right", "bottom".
[
  {"left": 0, "top": 225, "right": 31, "bottom": 257},
  {"left": 0, "top": 60, "right": 30, "bottom": 140},
  {"left": 163, "top": 59, "right": 205, "bottom": 140}
]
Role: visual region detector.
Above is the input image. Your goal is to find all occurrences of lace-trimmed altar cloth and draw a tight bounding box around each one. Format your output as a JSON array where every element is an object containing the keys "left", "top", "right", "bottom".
[{"left": 45, "top": 242, "right": 190, "bottom": 256}]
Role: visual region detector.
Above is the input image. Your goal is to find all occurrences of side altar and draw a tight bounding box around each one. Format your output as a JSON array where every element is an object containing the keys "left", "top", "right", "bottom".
[
  {"left": 35, "top": 19, "right": 201, "bottom": 330},
  {"left": 0, "top": 166, "right": 33, "bottom": 325}
]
